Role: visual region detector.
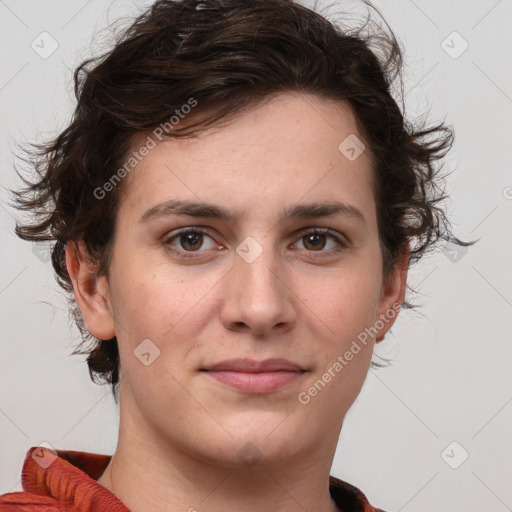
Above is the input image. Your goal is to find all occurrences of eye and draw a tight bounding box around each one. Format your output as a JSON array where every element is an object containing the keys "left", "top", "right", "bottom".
[
  {"left": 163, "top": 227, "right": 218, "bottom": 257},
  {"left": 162, "top": 226, "right": 347, "bottom": 259},
  {"left": 293, "top": 228, "right": 346, "bottom": 255}
]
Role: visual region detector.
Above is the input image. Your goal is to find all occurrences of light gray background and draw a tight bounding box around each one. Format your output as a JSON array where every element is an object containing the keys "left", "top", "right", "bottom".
[{"left": 1, "top": 1, "right": 511, "bottom": 511}]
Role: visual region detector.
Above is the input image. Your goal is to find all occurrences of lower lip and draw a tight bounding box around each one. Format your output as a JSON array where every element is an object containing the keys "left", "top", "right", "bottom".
[{"left": 203, "top": 370, "right": 304, "bottom": 393}]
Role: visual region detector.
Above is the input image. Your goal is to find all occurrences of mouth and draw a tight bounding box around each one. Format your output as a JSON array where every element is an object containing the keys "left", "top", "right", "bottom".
[{"left": 200, "top": 358, "right": 307, "bottom": 393}]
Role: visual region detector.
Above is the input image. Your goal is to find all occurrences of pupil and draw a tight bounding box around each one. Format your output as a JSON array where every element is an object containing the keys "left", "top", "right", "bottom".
[
  {"left": 182, "top": 233, "right": 201, "bottom": 250},
  {"left": 307, "top": 234, "right": 324, "bottom": 250}
]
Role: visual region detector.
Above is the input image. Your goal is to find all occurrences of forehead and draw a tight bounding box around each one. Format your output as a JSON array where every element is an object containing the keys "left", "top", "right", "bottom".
[{"left": 118, "top": 93, "right": 375, "bottom": 222}]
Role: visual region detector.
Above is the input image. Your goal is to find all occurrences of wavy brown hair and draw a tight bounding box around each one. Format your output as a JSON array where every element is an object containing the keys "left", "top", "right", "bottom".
[{"left": 9, "top": 0, "right": 473, "bottom": 402}]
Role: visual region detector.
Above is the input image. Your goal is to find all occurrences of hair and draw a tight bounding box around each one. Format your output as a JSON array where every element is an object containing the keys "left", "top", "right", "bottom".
[{"left": 9, "top": 0, "right": 474, "bottom": 402}]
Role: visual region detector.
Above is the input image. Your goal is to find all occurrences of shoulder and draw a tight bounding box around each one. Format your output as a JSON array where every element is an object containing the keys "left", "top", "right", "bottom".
[
  {"left": 329, "top": 474, "right": 387, "bottom": 512},
  {"left": 0, "top": 490, "right": 61, "bottom": 511},
  {"left": 1, "top": 446, "right": 126, "bottom": 512}
]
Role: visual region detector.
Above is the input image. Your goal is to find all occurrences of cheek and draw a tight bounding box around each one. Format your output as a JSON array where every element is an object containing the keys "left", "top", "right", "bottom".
[
  {"left": 107, "top": 256, "right": 215, "bottom": 369},
  {"left": 109, "top": 248, "right": 185, "bottom": 330},
  {"left": 299, "top": 258, "right": 382, "bottom": 403},
  {"left": 106, "top": 257, "right": 171, "bottom": 363},
  {"left": 298, "top": 275, "right": 379, "bottom": 426},
  {"left": 308, "top": 261, "right": 382, "bottom": 336}
]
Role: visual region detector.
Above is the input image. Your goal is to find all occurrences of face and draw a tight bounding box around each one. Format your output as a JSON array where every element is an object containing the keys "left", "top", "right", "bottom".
[{"left": 69, "top": 92, "right": 407, "bottom": 468}]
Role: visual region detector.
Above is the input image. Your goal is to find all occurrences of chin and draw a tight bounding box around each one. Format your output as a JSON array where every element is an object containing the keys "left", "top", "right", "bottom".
[{"left": 196, "top": 421, "right": 301, "bottom": 469}]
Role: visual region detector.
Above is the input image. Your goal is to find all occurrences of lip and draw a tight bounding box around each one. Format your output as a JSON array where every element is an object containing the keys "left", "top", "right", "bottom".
[
  {"left": 202, "top": 357, "right": 304, "bottom": 372},
  {"left": 201, "top": 358, "right": 306, "bottom": 393}
]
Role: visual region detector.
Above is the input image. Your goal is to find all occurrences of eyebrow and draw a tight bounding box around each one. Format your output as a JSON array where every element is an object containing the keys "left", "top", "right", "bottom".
[{"left": 139, "top": 199, "right": 366, "bottom": 225}]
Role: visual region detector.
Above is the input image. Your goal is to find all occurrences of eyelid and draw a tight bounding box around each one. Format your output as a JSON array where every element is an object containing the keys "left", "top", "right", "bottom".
[
  {"left": 162, "top": 225, "right": 348, "bottom": 258},
  {"left": 293, "top": 227, "right": 348, "bottom": 252},
  {"left": 162, "top": 226, "right": 219, "bottom": 254}
]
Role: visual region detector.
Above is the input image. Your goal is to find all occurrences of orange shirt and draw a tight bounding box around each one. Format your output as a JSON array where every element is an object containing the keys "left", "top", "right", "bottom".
[{"left": 0, "top": 446, "right": 386, "bottom": 511}]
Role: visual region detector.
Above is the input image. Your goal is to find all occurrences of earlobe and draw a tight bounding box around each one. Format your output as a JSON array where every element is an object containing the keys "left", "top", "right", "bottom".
[
  {"left": 375, "top": 245, "right": 410, "bottom": 342},
  {"left": 65, "top": 241, "right": 116, "bottom": 340}
]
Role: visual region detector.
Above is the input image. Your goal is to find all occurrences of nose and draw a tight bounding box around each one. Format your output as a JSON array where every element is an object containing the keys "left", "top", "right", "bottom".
[{"left": 220, "top": 241, "right": 297, "bottom": 337}]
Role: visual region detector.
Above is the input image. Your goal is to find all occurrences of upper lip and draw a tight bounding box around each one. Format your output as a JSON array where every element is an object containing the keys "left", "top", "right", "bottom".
[{"left": 202, "top": 358, "right": 305, "bottom": 373}]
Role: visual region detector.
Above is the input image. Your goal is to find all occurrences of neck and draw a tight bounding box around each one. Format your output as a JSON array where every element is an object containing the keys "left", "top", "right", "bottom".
[
  {"left": 97, "top": 424, "right": 341, "bottom": 512},
  {"left": 96, "top": 383, "right": 343, "bottom": 512},
  {"left": 98, "top": 454, "right": 340, "bottom": 512}
]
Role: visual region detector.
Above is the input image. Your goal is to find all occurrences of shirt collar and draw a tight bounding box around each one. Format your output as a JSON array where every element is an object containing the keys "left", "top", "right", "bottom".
[{"left": 21, "top": 445, "right": 129, "bottom": 511}]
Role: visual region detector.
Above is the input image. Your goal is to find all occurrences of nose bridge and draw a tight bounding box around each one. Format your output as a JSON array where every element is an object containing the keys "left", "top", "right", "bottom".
[
  {"left": 222, "top": 235, "right": 296, "bottom": 334},
  {"left": 239, "top": 239, "right": 279, "bottom": 295}
]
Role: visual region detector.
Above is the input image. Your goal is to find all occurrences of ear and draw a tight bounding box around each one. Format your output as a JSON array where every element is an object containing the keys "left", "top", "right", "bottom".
[
  {"left": 374, "top": 244, "right": 410, "bottom": 342},
  {"left": 65, "top": 241, "right": 116, "bottom": 340}
]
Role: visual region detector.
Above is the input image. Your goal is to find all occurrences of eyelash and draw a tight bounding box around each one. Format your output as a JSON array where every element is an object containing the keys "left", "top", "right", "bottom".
[{"left": 162, "top": 227, "right": 347, "bottom": 259}]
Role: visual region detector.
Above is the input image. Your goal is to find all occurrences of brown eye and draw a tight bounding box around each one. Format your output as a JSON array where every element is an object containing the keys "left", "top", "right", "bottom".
[
  {"left": 163, "top": 228, "right": 217, "bottom": 257},
  {"left": 294, "top": 228, "right": 346, "bottom": 255},
  {"left": 179, "top": 232, "right": 203, "bottom": 251},
  {"left": 302, "top": 233, "right": 328, "bottom": 251}
]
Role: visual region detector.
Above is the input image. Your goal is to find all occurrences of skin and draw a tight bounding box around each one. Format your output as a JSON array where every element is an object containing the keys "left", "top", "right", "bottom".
[{"left": 66, "top": 92, "right": 408, "bottom": 512}]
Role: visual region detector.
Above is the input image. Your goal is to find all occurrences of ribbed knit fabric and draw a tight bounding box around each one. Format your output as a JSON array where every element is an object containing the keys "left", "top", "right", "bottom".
[{"left": 0, "top": 446, "right": 386, "bottom": 511}]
